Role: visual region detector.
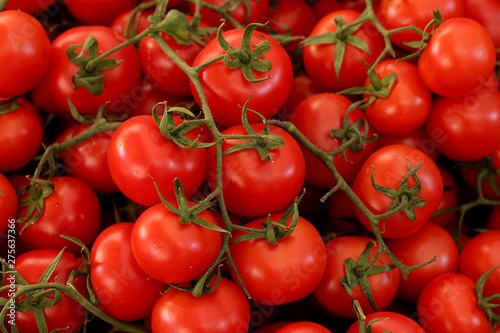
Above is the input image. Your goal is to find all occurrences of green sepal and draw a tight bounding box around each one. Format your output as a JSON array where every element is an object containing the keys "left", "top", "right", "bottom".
[
  {"left": 476, "top": 265, "right": 500, "bottom": 322},
  {"left": 0, "top": 98, "right": 18, "bottom": 115},
  {"left": 17, "top": 179, "right": 55, "bottom": 235}
]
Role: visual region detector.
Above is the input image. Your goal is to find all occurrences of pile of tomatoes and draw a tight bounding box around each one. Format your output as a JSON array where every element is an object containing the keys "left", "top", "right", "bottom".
[{"left": 2, "top": 0, "right": 500, "bottom": 332}]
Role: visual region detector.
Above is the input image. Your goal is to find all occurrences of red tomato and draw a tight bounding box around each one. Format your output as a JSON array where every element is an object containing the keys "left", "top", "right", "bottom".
[
  {"left": 110, "top": 8, "right": 154, "bottom": 37},
  {"left": 206, "top": 123, "right": 305, "bottom": 217},
  {"left": 289, "top": 92, "right": 376, "bottom": 189},
  {"left": 151, "top": 277, "right": 250, "bottom": 332},
  {"left": 347, "top": 311, "right": 425, "bottom": 333},
  {"left": 352, "top": 144, "right": 443, "bottom": 239},
  {"left": 459, "top": 230, "right": 500, "bottom": 314},
  {"left": 3, "top": 0, "right": 56, "bottom": 13},
  {"left": 190, "top": 0, "right": 269, "bottom": 29},
  {"left": 417, "top": 273, "right": 492, "bottom": 333},
  {"left": 275, "top": 321, "right": 332, "bottom": 333},
  {"left": 386, "top": 222, "right": 459, "bottom": 303},
  {"left": 107, "top": 115, "right": 207, "bottom": 207},
  {"left": 312, "top": 0, "right": 368, "bottom": 21},
  {"left": 418, "top": 17, "right": 497, "bottom": 98},
  {"left": 279, "top": 73, "right": 325, "bottom": 121},
  {"left": 363, "top": 59, "right": 432, "bottom": 136},
  {"left": 313, "top": 236, "right": 400, "bottom": 318},
  {"left": 0, "top": 10, "right": 51, "bottom": 98},
  {"left": 464, "top": 0, "right": 500, "bottom": 51},
  {"left": 426, "top": 89, "right": 500, "bottom": 162},
  {"left": 302, "top": 9, "right": 385, "bottom": 92},
  {"left": 376, "top": 0, "right": 464, "bottom": 50},
  {"left": 66, "top": 0, "right": 140, "bottom": 25},
  {"left": 90, "top": 223, "right": 166, "bottom": 321},
  {"left": 374, "top": 126, "right": 440, "bottom": 162},
  {"left": 130, "top": 200, "right": 221, "bottom": 283},
  {"left": 0, "top": 100, "right": 43, "bottom": 172},
  {"left": 428, "top": 165, "right": 459, "bottom": 227},
  {"left": 253, "top": 322, "right": 293, "bottom": 333},
  {"left": 0, "top": 173, "right": 17, "bottom": 234},
  {"left": 229, "top": 213, "right": 326, "bottom": 305},
  {"left": 190, "top": 27, "right": 293, "bottom": 127},
  {"left": 139, "top": 16, "right": 212, "bottom": 97},
  {"left": 4, "top": 249, "right": 88, "bottom": 333},
  {"left": 55, "top": 124, "right": 119, "bottom": 194},
  {"left": 17, "top": 177, "right": 101, "bottom": 254},
  {"left": 41, "top": 25, "right": 142, "bottom": 115}
]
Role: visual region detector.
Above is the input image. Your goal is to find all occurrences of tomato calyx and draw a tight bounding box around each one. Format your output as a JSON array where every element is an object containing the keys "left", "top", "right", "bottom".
[
  {"left": 476, "top": 265, "right": 500, "bottom": 322},
  {"left": 66, "top": 36, "right": 121, "bottom": 96},
  {"left": 0, "top": 98, "right": 18, "bottom": 115},
  {"left": 222, "top": 98, "right": 285, "bottom": 162},
  {"left": 460, "top": 157, "right": 500, "bottom": 200},
  {"left": 218, "top": 22, "right": 273, "bottom": 83},
  {"left": 341, "top": 241, "right": 396, "bottom": 313},
  {"left": 17, "top": 178, "right": 55, "bottom": 235},
  {"left": 159, "top": 9, "right": 216, "bottom": 46},
  {"left": 370, "top": 159, "right": 426, "bottom": 223}
]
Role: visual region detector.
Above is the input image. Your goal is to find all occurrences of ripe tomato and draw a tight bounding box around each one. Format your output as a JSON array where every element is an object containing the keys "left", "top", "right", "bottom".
[
  {"left": 0, "top": 100, "right": 43, "bottom": 172},
  {"left": 426, "top": 89, "right": 500, "bottom": 162},
  {"left": 376, "top": 0, "right": 464, "bottom": 50},
  {"left": 312, "top": 0, "right": 370, "bottom": 21},
  {"left": 289, "top": 92, "right": 375, "bottom": 189},
  {"left": 275, "top": 321, "right": 332, "bottom": 333},
  {"left": 3, "top": 0, "right": 56, "bottom": 13},
  {"left": 41, "top": 25, "right": 142, "bottom": 115},
  {"left": 0, "top": 10, "right": 51, "bottom": 98},
  {"left": 17, "top": 177, "right": 101, "bottom": 254},
  {"left": 190, "top": 0, "right": 269, "bottom": 29},
  {"left": 190, "top": 27, "right": 293, "bottom": 127},
  {"left": 386, "top": 222, "right": 459, "bottom": 303},
  {"left": 464, "top": 0, "right": 500, "bottom": 51},
  {"left": 139, "top": 16, "right": 212, "bottom": 97},
  {"left": 66, "top": 0, "right": 140, "bottom": 25},
  {"left": 279, "top": 73, "right": 325, "bottom": 121},
  {"left": 417, "top": 273, "right": 492, "bottom": 333},
  {"left": 363, "top": 59, "right": 432, "bottom": 136},
  {"left": 352, "top": 144, "right": 443, "bottom": 239},
  {"left": 347, "top": 311, "right": 425, "bottom": 333},
  {"left": 459, "top": 230, "right": 500, "bottom": 314},
  {"left": 90, "top": 223, "right": 166, "bottom": 322},
  {"left": 110, "top": 8, "right": 154, "bottom": 37},
  {"left": 418, "top": 17, "right": 497, "bottom": 98},
  {"left": 151, "top": 277, "right": 250, "bottom": 333},
  {"left": 302, "top": 9, "right": 385, "bottom": 92},
  {"left": 55, "top": 124, "right": 119, "bottom": 194},
  {"left": 107, "top": 115, "right": 207, "bottom": 207},
  {"left": 0, "top": 173, "right": 17, "bottom": 235},
  {"left": 313, "top": 236, "right": 400, "bottom": 318},
  {"left": 4, "top": 249, "right": 88, "bottom": 333},
  {"left": 130, "top": 200, "right": 221, "bottom": 283},
  {"left": 206, "top": 123, "right": 305, "bottom": 217},
  {"left": 229, "top": 213, "right": 326, "bottom": 305}
]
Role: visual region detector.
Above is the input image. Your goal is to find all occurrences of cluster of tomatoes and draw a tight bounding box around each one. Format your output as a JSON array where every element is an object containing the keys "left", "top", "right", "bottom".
[{"left": 2, "top": 0, "right": 500, "bottom": 332}]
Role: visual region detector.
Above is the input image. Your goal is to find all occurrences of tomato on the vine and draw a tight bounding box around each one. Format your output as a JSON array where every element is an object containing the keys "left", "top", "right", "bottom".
[
  {"left": 346, "top": 311, "right": 425, "bottom": 333},
  {"left": 352, "top": 144, "right": 443, "bottom": 239}
]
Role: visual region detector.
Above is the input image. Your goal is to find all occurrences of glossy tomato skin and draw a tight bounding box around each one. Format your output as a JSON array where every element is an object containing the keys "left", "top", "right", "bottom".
[
  {"left": 130, "top": 201, "right": 221, "bottom": 284},
  {"left": 191, "top": 28, "right": 293, "bottom": 127},
  {"left": 303, "top": 9, "right": 385, "bottom": 92},
  {"left": 352, "top": 144, "right": 443, "bottom": 239},
  {"left": 139, "top": 16, "right": 211, "bottom": 97},
  {"left": 363, "top": 59, "right": 432, "bottom": 136},
  {"left": 17, "top": 177, "right": 101, "bottom": 254},
  {"left": 289, "top": 92, "right": 375, "bottom": 189},
  {"left": 229, "top": 214, "right": 326, "bottom": 305},
  {"left": 0, "top": 10, "right": 51, "bottom": 98},
  {"left": 386, "top": 222, "right": 459, "bottom": 303},
  {"left": 151, "top": 277, "right": 250, "bottom": 333},
  {"left": 66, "top": 0, "right": 140, "bottom": 25},
  {"left": 346, "top": 311, "right": 425, "bottom": 333},
  {"left": 4, "top": 249, "right": 88, "bottom": 333},
  {"left": 376, "top": 0, "right": 464, "bottom": 50},
  {"left": 459, "top": 230, "right": 500, "bottom": 313},
  {"left": 0, "top": 173, "right": 17, "bottom": 234},
  {"left": 190, "top": 0, "right": 269, "bottom": 29},
  {"left": 417, "top": 273, "right": 492, "bottom": 333},
  {"left": 90, "top": 223, "right": 166, "bottom": 321},
  {"left": 55, "top": 124, "right": 119, "bottom": 194},
  {"left": 418, "top": 17, "right": 497, "bottom": 98},
  {"left": 0, "top": 100, "right": 43, "bottom": 172},
  {"left": 206, "top": 123, "right": 305, "bottom": 217},
  {"left": 107, "top": 115, "right": 207, "bottom": 207},
  {"left": 313, "top": 236, "right": 400, "bottom": 318},
  {"left": 41, "top": 25, "right": 142, "bottom": 115},
  {"left": 275, "top": 321, "right": 332, "bottom": 333},
  {"left": 426, "top": 89, "right": 500, "bottom": 162}
]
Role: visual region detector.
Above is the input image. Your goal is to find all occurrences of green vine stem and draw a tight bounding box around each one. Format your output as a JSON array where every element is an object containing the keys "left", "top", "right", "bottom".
[{"left": 0, "top": 0, "right": 7, "bottom": 12}]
